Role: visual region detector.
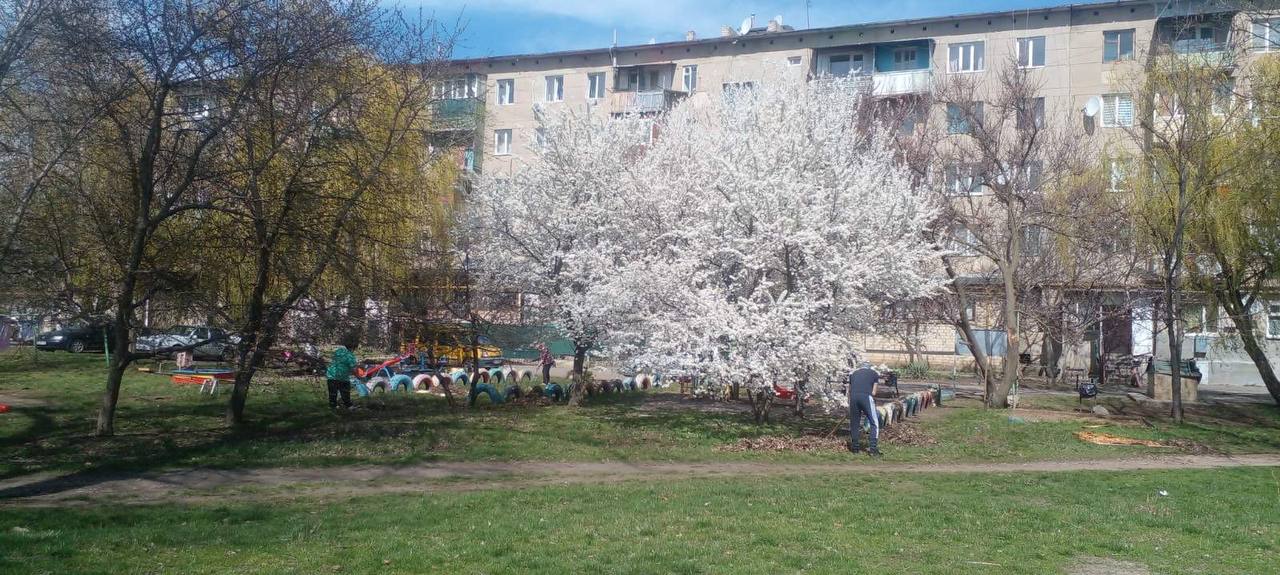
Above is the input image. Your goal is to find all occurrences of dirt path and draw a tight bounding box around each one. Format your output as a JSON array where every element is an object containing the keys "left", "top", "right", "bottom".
[{"left": 2, "top": 453, "right": 1278, "bottom": 508}]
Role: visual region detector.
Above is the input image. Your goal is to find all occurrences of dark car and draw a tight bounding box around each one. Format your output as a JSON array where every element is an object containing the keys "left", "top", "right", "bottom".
[{"left": 33, "top": 323, "right": 112, "bottom": 353}]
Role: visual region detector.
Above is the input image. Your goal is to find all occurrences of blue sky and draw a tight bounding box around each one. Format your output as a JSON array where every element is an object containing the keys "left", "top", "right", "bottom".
[{"left": 406, "top": 0, "right": 1081, "bottom": 58}]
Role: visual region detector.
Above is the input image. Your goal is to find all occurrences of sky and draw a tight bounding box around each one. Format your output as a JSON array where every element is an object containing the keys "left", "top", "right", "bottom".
[{"left": 405, "top": 0, "right": 1085, "bottom": 59}]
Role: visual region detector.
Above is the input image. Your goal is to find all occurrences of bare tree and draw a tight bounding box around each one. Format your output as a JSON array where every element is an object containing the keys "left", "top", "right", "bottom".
[{"left": 900, "top": 55, "right": 1134, "bottom": 407}]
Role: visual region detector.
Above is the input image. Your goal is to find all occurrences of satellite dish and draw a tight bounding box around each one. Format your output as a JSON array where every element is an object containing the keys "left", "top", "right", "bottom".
[
  {"left": 1083, "top": 96, "right": 1102, "bottom": 118},
  {"left": 739, "top": 17, "right": 752, "bottom": 35}
]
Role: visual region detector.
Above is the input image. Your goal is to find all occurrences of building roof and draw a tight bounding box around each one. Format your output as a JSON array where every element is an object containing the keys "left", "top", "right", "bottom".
[{"left": 449, "top": 0, "right": 1211, "bottom": 66}]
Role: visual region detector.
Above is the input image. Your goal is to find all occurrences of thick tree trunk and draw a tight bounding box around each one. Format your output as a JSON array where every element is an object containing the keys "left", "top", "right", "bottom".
[
  {"left": 96, "top": 320, "right": 132, "bottom": 437},
  {"left": 566, "top": 342, "right": 589, "bottom": 406},
  {"left": 1215, "top": 288, "right": 1280, "bottom": 405}
]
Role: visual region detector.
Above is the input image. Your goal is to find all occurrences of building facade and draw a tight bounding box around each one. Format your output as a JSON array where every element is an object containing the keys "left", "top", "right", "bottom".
[{"left": 434, "top": 0, "right": 1280, "bottom": 388}]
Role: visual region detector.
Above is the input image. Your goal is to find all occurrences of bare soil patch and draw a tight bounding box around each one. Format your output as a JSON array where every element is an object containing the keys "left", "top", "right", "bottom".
[
  {"left": 3, "top": 454, "right": 1277, "bottom": 508},
  {"left": 1066, "top": 556, "right": 1153, "bottom": 575}
]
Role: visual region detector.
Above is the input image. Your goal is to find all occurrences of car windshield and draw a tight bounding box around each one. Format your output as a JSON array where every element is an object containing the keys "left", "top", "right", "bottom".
[
  {"left": 165, "top": 326, "right": 195, "bottom": 335},
  {"left": 476, "top": 335, "right": 494, "bottom": 346}
]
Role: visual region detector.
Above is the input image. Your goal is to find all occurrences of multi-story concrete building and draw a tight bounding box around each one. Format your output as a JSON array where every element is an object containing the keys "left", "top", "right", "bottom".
[{"left": 433, "top": 0, "right": 1280, "bottom": 390}]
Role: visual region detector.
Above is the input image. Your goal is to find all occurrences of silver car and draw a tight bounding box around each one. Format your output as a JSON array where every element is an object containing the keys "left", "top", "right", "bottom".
[{"left": 134, "top": 325, "right": 237, "bottom": 361}]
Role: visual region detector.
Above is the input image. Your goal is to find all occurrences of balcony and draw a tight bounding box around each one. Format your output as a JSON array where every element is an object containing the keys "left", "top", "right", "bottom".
[
  {"left": 872, "top": 70, "right": 933, "bottom": 96},
  {"left": 608, "top": 89, "right": 687, "bottom": 115},
  {"left": 430, "top": 98, "right": 482, "bottom": 132}
]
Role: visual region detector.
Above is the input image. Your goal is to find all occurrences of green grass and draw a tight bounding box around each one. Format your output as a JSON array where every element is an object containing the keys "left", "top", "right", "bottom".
[
  {"left": 2, "top": 467, "right": 1278, "bottom": 574},
  {"left": 2, "top": 350, "right": 1280, "bottom": 479}
]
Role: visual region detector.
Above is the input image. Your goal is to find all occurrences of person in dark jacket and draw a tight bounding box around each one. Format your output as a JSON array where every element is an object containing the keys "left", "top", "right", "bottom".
[{"left": 848, "top": 361, "right": 882, "bottom": 456}]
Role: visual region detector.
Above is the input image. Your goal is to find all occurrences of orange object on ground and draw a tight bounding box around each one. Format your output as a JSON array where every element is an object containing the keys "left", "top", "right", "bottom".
[
  {"left": 1074, "top": 431, "right": 1168, "bottom": 447},
  {"left": 170, "top": 373, "right": 234, "bottom": 386}
]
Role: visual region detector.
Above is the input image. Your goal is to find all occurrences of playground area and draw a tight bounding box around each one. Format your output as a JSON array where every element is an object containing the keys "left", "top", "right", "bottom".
[{"left": 1, "top": 351, "right": 1279, "bottom": 574}]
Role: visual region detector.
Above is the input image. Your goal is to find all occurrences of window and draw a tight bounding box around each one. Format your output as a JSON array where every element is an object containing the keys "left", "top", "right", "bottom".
[
  {"left": 494, "top": 129, "right": 512, "bottom": 155},
  {"left": 899, "top": 103, "right": 924, "bottom": 135},
  {"left": 1017, "top": 36, "right": 1046, "bottom": 68},
  {"left": 1017, "top": 97, "right": 1045, "bottom": 130},
  {"left": 1182, "top": 303, "right": 1217, "bottom": 334},
  {"left": 722, "top": 81, "right": 756, "bottom": 102},
  {"left": 1021, "top": 161, "right": 1043, "bottom": 192},
  {"left": 893, "top": 47, "right": 918, "bottom": 71},
  {"left": 1213, "top": 79, "right": 1235, "bottom": 116},
  {"left": 1156, "top": 91, "right": 1182, "bottom": 117},
  {"left": 944, "top": 164, "right": 982, "bottom": 195},
  {"left": 543, "top": 75, "right": 564, "bottom": 102},
  {"left": 787, "top": 56, "right": 802, "bottom": 66},
  {"left": 682, "top": 65, "right": 698, "bottom": 92},
  {"left": 1100, "top": 227, "right": 1131, "bottom": 255},
  {"left": 1104, "top": 30, "right": 1135, "bottom": 62},
  {"left": 1267, "top": 302, "right": 1280, "bottom": 339},
  {"left": 828, "top": 54, "right": 851, "bottom": 77},
  {"left": 1173, "top": 25, "right": 1220, "bottom": 53},
  {"left": 436, "top": 77, "right": 478, "bottom": 100},
  {"left": 587, "top": 73, "right": 606, "bottom": 100},
  {"left": 1107, "top": 158, "right": 1132, "bottom": 192},
  {"left": 947, "top": 102, "right": 983, "bottom": 134},
  {"left": 1021, "top": 225, "right": 1043, "bottom": 257},
  {"left": 497, "top": 79, "right": 515, "bottom": 105},
  {"left": 950, "top": 225, "right": 978, "bottom": 256},
  {"left": 1253, "top": 19, "right": 1280, "bottom": 52},
  {"left": 948, "top": 42, "right": 984, "bottom": 73},
  {"left": 534, "top": 128, "right": 547, "bottom": 151},
  {"left": 647, "top": 69, "right": 664, "bottom": 90},
  {"left": 1101, "top": 94, "right": 1133, "bottom": 127}
]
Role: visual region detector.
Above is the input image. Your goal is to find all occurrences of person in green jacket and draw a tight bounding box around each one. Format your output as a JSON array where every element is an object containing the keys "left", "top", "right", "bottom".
[{"left": 325, "top": 337, "right": 359, "bottom": 410}]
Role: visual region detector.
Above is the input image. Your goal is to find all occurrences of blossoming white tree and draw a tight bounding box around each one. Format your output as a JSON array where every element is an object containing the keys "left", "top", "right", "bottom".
[
  {"left": 465, "top": 73, "right": 943, "bottom": 417},
  {"left": 464, "top": 107, "right": 650, "bottom": 404},
  {"left": 609, "top": 77, "right": 945, "bottom": 422}
]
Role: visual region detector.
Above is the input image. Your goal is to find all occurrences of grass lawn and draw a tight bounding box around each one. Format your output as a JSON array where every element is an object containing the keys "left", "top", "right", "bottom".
[
  {"left": 1, "top": 467, "right": 1278, "bottom": 574},
  {"left": 3, "top": 350, "right": 1280, "bottom": 479}
]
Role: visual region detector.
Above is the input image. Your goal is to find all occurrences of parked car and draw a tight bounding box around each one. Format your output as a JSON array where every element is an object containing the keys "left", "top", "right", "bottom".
[
  {"left": 134, "top": 325, "right": 238, "bottom": 361},
  {"left": 33, "top": 322, "right": 112, "bottom": 353}
]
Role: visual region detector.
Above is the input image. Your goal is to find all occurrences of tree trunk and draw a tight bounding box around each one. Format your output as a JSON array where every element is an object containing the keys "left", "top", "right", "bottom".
[
  {"left": 943, "top": 257, "right": 996, "bottom": 400},
  {"left": 96, "top": 228, "right": 146, "bottom": 436},
  {"left": 96, "top": 321, "right": 132, "bottom": 437},
  {"left": 566, "top": 341, "right": 590, "bottom": 406},
  {"left": 1162, "top": 291, "right": 1184, "bottom": 423},
  {"left": 1215, "top": 288, "right": 1280, "bottom": 405},
  {"left": 747, "top": 387, "right": 772, "bottom": 425},
  {"left": 991, "top": 265, "right": 1020, "bottom": 408}
]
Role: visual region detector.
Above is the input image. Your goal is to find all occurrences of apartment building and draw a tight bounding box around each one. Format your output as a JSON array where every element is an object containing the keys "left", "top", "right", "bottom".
[{"left": 433, "top": 0, "right": 1280, "bottom": 386}]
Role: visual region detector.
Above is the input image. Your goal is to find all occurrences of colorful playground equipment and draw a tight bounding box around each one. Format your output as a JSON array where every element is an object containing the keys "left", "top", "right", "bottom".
[
  {"left": 867, "top": 387, "right": 947, "bottom": 429},
  {"left": 334, "top": 343, "right": 659, "bottom": 408}
]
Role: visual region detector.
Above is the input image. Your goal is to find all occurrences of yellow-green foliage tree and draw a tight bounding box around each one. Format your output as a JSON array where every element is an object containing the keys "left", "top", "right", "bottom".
[
  {"left": 1124, "top": 36, "right": 1244, "bottom": 422},
  {"left": 1182, "top": 55, "right": 1280, "bottom": 406},
  {"left": 207, "top": 43, "right": 457, "bottom": 425}
]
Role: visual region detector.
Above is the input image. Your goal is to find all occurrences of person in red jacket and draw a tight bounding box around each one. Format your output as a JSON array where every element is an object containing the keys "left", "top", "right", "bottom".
[{"left": 537, "top": 343, "right": 555, "bottom": 385}]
